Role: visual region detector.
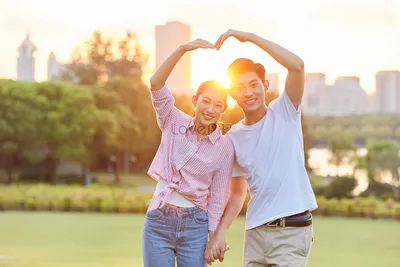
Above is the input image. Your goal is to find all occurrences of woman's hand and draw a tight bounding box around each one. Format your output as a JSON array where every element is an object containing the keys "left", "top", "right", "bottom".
[{"left": 181, "top": 38, "right": 215, "bottom": 52}]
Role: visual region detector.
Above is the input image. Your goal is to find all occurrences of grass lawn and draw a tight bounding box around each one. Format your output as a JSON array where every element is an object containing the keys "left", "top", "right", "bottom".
[{"left": 0, "top": 212, "right": 399, "bottom": 267}]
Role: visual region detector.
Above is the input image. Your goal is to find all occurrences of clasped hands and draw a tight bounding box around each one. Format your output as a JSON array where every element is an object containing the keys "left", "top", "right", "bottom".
[{"left": 181, "top": 29, "right": 251, "bottom": 52}]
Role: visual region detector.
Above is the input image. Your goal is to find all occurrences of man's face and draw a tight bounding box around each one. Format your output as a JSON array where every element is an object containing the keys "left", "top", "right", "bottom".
[{"left": 229, "top": 72, "right": 268, "bottom": 114}]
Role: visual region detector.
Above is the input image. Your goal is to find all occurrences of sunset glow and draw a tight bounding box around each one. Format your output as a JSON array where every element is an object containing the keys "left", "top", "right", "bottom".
[{"left": 1, "top": 0, "right": 399, "bottom": 94}]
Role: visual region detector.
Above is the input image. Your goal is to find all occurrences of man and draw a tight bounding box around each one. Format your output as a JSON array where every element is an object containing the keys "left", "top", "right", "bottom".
[{"left": 204, "top": 29, "right": 318, "bottom": 267}]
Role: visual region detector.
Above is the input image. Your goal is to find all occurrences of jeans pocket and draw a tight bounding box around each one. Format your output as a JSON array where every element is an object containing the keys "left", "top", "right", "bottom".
[
  {"left": 146, "top": 209, "right": 163, "bottom": 221},
  {"left": 193, "top": 210, "right": 208, "bottom": 225}
]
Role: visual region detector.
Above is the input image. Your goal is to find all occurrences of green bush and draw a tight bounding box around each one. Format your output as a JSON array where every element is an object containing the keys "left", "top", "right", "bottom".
[
  {"left": 393, "top": 205, "right": 400, "bottom": 220},
  {"left": 1, "top": 184, "right": 399, "bottom": 221},
  {"left": 316, "top": 176, "right": 357, "bottom": 199}
]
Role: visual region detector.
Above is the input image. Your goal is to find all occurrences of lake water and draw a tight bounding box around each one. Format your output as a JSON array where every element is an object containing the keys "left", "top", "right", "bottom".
[{"left": 308, "top": 148, "right": 394, "bottom": 195}]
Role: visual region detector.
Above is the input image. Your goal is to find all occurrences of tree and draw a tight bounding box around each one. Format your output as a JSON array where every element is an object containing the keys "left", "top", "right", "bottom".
[
  {"left": 63, "top": 30, "right": 148, "bottom": 85},
  {"left": 395, "top": 127, "right": 400, "bottom": 139},
  {"left": 0, "top": 80, "right": 44, "bottom": 183},
  {"left": 62, "top": 29, "right": 152, "bottom": 179},
  {"left": 101, "top": 76, "right": 153, "bottom": 183},
  {"left": 36, "top": 82, "right": 97, "bottom": 184},
  {"left": 313, "top": 125, "right": 329, "bottom": 140},
  {"left": 301, "top": 113, "right": 313, "bottom": 171},
  {"left": 174, "top": 93, "right": 194, "bottom": 116},
  {"left": 327, "top": 135, "right": 356, "bottom": 176},
  {"left": 357, "top": 140, "right": 400, "bottom": 197}
]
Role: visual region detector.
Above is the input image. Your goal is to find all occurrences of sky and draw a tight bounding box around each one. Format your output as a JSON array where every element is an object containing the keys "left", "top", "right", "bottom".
[{"left": 0, "top": 0, "right": 399, "bottom": 93}]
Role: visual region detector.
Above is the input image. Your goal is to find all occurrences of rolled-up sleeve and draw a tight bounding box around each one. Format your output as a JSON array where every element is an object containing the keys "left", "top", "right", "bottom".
[
  {"left": 150, "top": 86, "right": 179, "bottom": 130},
  {"left": 207, "top": 147, "right": 235, "bottom": 231}
]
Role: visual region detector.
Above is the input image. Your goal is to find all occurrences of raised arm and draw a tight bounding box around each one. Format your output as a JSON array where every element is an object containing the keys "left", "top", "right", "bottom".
[
  {"left": 215, "top": 29, "right": 305, "bottom": 110},
  {"left": 150, "top": 38, "right": 214, "bottom": 90},
  {"left": 149, "top": 39, "right": 214, "bottom": 130}
]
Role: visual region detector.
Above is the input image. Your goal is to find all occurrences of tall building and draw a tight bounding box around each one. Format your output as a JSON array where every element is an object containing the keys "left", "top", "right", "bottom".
[
  {"left": 47, "top": 52, "right": 64, "bottom": 81},
  {"left": 302, "top": 73, "right": 327, "bottom": 115},
  {"left": 302, "top": 73, "right": 368, "bottom": 116},
  {"left": 327, "top": 76, "right": 368, "bottom": 116},
  {"left": 375, "top": 71, "right": 400, "bottom": 113},
  {"left": 17, "top": 34, "right": 37, "bottom": 81},
  {"left": 155, "top": 21, "right": 191, "bottom": 94}
]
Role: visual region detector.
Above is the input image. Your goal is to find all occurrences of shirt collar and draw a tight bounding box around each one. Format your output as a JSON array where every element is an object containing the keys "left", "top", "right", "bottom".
[{"left": 188, "top": 118, "right": 221, "bottom": 144}]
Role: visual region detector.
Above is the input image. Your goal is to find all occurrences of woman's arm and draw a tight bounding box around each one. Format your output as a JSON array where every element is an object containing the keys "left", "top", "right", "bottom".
[
  {"left": 149, "top": 39, "right": 214, "bottom": 130},
  {"left": 150, "top": 39, "right": 214, "bottom": 90}
]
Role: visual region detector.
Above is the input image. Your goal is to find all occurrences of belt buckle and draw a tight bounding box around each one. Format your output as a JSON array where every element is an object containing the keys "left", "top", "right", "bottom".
[
  {"left": 266, "top": 218, "right": 285, "bottom": 227},
  {"left": 164, "top": 202, "right": 180, "bottom": 209}
]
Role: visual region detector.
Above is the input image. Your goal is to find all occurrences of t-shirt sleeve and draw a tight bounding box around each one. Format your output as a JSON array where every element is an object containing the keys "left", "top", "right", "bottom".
[
  {"left": 270, "top": 90, "right": 302, "bottom": 124},
  {"left": 232, "top": 159, "right": 246, "bottom": 177}
]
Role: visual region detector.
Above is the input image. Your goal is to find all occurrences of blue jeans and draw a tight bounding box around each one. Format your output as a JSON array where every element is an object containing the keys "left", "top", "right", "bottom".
[{"left": 142, "top": 205, "right": 208, "bottom": 267}]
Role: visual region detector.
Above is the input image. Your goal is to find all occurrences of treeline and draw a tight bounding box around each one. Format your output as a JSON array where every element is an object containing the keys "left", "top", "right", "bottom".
[
  {"left": 0, "top": 77, "right": 160, "bottom": 184},
  {"left": 0, "top": 30, "right": 161, "bottom": 184},
  {"left": 2, "top": 30, "right": 306, "bottom": 185},
  {"left": 308, "top": 114, "right": 400, "bottom": 146}
]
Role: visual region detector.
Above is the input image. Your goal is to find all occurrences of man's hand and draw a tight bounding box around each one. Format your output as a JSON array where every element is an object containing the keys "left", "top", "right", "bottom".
[
  {"left": 181, "top": 38, "right": 214, "bottom": 52},
  {"left": 214, "top": 29, "right": 252, "bottom": 50},
  {"left": 204, "top": 231, "right": 228, "bottom": 265}
]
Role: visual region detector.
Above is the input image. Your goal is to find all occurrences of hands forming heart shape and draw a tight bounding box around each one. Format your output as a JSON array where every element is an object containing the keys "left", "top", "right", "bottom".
[{"left": 181, "top": 29, "right": 250, "bottom": 52}]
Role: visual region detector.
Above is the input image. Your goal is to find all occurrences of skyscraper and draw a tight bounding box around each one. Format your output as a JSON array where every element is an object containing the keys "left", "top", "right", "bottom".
[
  {"left": 155, "top": 21, "right": 191, "bottom": 94},
  {"left": 17, "top": 34, "right": 37, "bottom": 81},
  {"left": 47, "top": 52, "right": 64, "bottom": 81},
  {"left": 302, "top": 73, "right": 327, "bottom": 115},
  {"left": 375, "top": 71, "right": 400, "bottom": 113}
]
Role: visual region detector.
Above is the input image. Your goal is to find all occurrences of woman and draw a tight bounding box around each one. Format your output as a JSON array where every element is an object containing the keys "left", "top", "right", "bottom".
[{"left": 142, "top": 38, "right": 235, "bottom": 267}]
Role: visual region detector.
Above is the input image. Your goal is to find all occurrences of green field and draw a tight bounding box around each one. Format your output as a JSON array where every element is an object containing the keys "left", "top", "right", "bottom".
[{"left": 0, "top": 212, "right": 399, "bottom": 267}]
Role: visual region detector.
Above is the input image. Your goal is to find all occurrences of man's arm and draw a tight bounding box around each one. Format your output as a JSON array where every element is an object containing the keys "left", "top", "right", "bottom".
[
  {"left": 204, "top": 175, "right": 247, "bottom": 264},
  {"left": 215, "top": 30, "right": 305, "bottom": 109}
]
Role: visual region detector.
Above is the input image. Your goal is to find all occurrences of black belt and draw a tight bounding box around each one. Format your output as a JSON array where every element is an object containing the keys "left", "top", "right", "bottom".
[{"left": 264, "top": 211, "right": 312, "bottom": 227}]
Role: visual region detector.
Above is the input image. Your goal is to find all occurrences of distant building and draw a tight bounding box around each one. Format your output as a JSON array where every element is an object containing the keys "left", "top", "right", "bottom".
[
  {"left": 324, "top": 76, "right": 368, "bottom": 116},
  {"left": 17, "top": 33, "right": 37, "bottom": 81},
  {"left": 155, "top": 21, "right": 191, "bottom": 94},
  {"left": 374, "top": 71, "right": 400, "bottom": 113},
  {"left": 302, "top": 73, "right": 327, "bottom": 115},
  {"left": 303, "top": 73, "right": 368, "bottom": 116},
  {"left": 47, "top": 52, "right": 65, "bottom": 81}
]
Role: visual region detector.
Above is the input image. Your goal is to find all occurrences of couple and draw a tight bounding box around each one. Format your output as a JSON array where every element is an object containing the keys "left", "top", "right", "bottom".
[{"left": 142, "top": 29, "right": 318, "bottom": 267}]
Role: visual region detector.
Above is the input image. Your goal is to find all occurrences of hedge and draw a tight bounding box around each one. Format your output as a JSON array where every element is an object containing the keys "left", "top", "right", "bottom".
[{"left": 1, "top": 184, "right": 399, "bottom": 220}]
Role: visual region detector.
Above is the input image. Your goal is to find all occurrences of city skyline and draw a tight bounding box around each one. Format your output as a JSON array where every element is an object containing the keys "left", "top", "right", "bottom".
[
  {"left": 1, "top": 0, "right": 399, "bottom": 93},
  {"left": 13, "top": 31, "right": 400, "bottom": 116}
]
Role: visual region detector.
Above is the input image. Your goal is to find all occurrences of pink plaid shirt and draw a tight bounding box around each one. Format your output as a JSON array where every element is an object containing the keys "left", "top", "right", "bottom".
[{"left": 147, "top": 86, "right": 235, "bottom": 231}]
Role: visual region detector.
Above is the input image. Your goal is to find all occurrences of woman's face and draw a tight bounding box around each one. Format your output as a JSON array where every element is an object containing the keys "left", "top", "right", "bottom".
[{"left": 192, "top": 87, "right": 227, "bottom": 131}]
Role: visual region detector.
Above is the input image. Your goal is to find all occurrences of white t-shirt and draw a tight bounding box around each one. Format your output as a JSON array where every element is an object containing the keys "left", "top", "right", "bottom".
[
  {"left": 227, "top": 91, "right": 318, "bottom": 230},
  {"left": 154, "top": 179, "right": 195, "bottom": 208}
]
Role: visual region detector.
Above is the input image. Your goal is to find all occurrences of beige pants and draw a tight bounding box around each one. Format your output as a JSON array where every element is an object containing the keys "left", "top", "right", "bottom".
[{"left": 243, "top": 224, "right": 313, "bottom": 267}]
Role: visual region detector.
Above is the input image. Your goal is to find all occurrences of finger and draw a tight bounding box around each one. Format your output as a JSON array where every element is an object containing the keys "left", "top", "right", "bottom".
[
  {"left": 208, "top": 248, "right": 216, "bottom": 262},
  {"left": 212, "top": 246, "right": 220, "bottom": 260},
  {"left": 205, "top": 254, "right": 213, "bottom": 265},
  {"left": 214, "top": 35, "right": 225, "bottom": 50},
  {"left": 216, "top": 34, "right": 229, "bottom": 50},
  {"left": 214, "top": 35, "right": 224, "bottom": 48},
  {"left": 218, "top": 249, "right": 225, "bottom": 262},
  {"left": 198, "top": 39, "right": 214, "bottom": 49}
]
